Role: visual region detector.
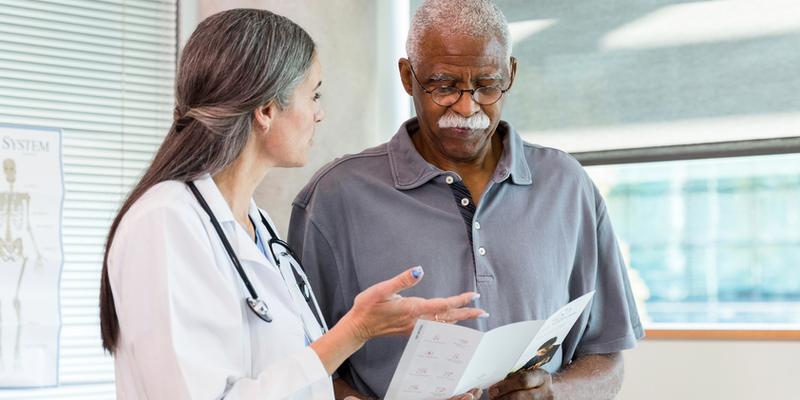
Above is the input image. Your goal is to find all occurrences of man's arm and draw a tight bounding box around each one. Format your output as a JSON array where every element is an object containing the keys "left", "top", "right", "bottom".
[
  {"left": 552, "top": 353, "right": 623, "bottom": 400},
  {"left": 488, "top": 353, "right": 623, "bottom": 400}
]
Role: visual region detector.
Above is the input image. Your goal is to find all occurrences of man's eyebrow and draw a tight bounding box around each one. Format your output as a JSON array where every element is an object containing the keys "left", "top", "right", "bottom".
[
  {"left": 477, "top": 72, "right": 503, "bottom": 80},
  {"left": 427, "top": 72, "right": 457, "bottom": 82},
  {"left": 426, "top": 72, "right": 504, "bottom": 82},
  {"left": 314, "top": 80, "right": 322, "bottom": 90}
]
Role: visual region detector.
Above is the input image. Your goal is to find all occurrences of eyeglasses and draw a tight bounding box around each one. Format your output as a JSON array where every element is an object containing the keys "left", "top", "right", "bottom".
[{"left": 407, "top": 59, "right": 515, "bottom": 107}]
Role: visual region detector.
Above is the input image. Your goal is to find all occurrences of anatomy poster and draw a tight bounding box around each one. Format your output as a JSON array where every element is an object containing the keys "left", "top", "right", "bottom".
[{"left": 0, "top": 125, "right": 63, "bottom": 387}]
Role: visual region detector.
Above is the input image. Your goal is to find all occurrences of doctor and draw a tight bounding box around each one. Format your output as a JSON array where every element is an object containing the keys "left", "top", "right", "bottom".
[{"left": 98, "top": 8, "right": 486, "bottom": 400}]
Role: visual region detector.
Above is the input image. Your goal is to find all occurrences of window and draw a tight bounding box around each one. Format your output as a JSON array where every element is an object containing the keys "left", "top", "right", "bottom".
[
  {"left": 587, "top": 154, "right": 800, "bottom": 326},
  {"left": 491, "top": 0, "right": 800, "bottom": 329},
  {"left": 0, "top": 0, "right": 176, "bottom": 397}
]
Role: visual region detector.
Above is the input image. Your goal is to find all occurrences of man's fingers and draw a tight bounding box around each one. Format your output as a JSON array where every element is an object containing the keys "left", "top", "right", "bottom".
[
  {"left": 489, "top": 369, "right": 549, "bottom": 399},
  {"left": 450, "top": 387, "right": 482, "bottom": 400},
  {"left": 366, "top": 266, "right": 424, "bottom": 300}
]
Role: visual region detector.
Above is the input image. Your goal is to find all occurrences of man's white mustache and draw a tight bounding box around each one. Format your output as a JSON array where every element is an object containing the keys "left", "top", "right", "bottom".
[{"left": 438, "top": 111, "right": 490, "bottom": 130}]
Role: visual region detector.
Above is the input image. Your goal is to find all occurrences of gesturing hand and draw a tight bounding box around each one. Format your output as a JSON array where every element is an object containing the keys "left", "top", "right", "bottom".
[{"left": 343, "top": 266, "right": 486, "bottom": 341}]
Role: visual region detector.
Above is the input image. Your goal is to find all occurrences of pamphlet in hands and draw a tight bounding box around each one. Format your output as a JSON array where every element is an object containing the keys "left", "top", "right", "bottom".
[{"left": 384, "top": 291, "right": 595, "bottom": 400}]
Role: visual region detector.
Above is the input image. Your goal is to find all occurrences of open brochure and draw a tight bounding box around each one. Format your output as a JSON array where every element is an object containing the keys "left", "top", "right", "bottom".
[{"left": 384, "top": 291, "right": 595, "bottom": 400}]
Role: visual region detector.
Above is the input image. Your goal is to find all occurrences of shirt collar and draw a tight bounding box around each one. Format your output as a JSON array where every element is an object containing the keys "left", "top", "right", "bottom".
[
  {"left": 387, "top": 117, "right": 533, "bottom": 190},
  {"left": 494, "top": 120, "right": 534, "bottom": 186}
]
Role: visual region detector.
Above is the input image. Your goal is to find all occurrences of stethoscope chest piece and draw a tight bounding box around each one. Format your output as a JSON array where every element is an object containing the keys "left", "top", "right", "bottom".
[{"left": 247, "top": 297, "right": 273, "bottom": 323}]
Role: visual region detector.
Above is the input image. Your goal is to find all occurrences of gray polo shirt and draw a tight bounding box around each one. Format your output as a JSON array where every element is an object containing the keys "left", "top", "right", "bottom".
[{"left": 289, "top": 118, "right": 644, "bottom": 398}]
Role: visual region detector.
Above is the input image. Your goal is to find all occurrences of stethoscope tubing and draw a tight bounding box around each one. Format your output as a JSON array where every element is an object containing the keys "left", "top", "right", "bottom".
[{"left": 187, "top": 181, "right": 327, "bottom": 332}]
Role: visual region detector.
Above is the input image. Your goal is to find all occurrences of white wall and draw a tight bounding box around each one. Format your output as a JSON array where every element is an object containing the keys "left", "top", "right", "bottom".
[
  {"left": 618, "top": 339, "right": 800, "bottom": 399},
  {"left": 194, "top": 0, "right": 401, "bottom": 235},
  {"left": 184, "top": 3, "right": 800, "bottom": 400}
]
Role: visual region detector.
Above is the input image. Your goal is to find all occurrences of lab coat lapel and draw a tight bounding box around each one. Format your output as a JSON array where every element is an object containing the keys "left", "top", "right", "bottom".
[{"left": 192, "top": 175, "right": 273, "bottom": 269}]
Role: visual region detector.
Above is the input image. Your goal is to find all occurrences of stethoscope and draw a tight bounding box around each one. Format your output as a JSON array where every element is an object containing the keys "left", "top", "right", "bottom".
[{"left": 187, "top": 181, "right": 327, "bottom": 334}]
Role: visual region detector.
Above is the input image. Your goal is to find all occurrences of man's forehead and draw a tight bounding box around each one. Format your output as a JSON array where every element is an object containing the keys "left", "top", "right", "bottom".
[
  {"left": 418, "top": 29, "right": 507, "bottom": 59},
  {"left": 421, "top": 61, "right": 505, "bottom": 81},
  {"left": 417, "top": 55, "right": 509, "bottom": 79},
  {"left": 415, "top": 30, "right": 509, "bottom": 75}
]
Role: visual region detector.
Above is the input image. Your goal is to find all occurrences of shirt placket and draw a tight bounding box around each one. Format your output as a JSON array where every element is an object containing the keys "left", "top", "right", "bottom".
[{"left": 444, "top": 174, "right": 496, "bottom": 307}]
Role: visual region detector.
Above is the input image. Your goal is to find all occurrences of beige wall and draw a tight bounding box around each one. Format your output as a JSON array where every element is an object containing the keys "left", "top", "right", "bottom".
[
  {"left": 194, "top": 0, "right": 386, "bottom": 235},
  {"left": 619, "top": 339, "right": 799, "bottom": 399}
]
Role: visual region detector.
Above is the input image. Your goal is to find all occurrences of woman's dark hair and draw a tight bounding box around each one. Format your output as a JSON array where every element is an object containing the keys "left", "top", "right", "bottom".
[{"left": 99, "top": 8, "right": 316, "bottom": 353}]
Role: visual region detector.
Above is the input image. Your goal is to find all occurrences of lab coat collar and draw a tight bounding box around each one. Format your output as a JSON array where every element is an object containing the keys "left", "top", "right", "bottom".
[
  {"left": 191, "top": 174, "right": 275, "bottom": 268},
  {"left": 192, "top": 174, "right": 236, "bottom": 223}
]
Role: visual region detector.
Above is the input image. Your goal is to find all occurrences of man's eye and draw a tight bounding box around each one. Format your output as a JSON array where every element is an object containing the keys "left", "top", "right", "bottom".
[
  {"left": 434, "top": 86, "right": 459, "bottom": 95},
  {"left": 313, "top": 92, "right": 322, "bottom": 101}
]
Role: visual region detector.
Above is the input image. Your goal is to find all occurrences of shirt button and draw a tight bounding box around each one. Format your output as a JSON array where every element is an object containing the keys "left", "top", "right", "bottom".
[
  {"left": 461, "top": 198, "right": 469, "bottom": 206},
  {"left": 445, "top": 176, "right": 454, "bottom": 184},
  {"left": 474, "top": 222, "right": 481, "bottom": 230},
  {"left": 478, "top": 247, "right": 487, "bottom": 256}
]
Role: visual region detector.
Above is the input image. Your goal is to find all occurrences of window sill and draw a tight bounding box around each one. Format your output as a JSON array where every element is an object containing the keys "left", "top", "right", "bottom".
[{"left": 644, "top": 323, "right": 800, "bottom": 341}]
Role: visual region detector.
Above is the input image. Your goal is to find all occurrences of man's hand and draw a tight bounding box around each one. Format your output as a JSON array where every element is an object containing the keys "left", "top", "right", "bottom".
[
  {"left": 450, "top": 388, "right": 483, "bottom": 399},
  {"left": 488, "top": 368, "right": 553, "bottom": 400}
]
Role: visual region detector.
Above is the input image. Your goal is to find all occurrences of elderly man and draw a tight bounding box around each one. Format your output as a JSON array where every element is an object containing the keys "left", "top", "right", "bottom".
[{"left": 289, "top": 0, "right": 643, "bottom": 399}]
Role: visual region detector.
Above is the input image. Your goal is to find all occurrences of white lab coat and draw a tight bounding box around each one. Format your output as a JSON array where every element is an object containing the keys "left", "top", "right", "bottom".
[{"left": 107, "top": 175, "right": 334, "bottom": 399}]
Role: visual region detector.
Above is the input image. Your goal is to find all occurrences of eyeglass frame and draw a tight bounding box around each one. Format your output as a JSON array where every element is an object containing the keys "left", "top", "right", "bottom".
[{"left": 406, "top": 57, "right": 517, "bottom": 107}]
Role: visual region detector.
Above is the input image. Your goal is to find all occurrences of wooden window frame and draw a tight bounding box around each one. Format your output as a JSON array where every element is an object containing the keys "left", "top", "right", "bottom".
[{"left": 645, "top": 328, "right": 800, "bottom": 341}]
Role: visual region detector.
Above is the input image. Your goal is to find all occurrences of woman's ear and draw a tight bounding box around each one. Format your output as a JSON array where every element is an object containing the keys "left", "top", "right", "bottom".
[{"left": 253, "top": 101, "right": 276, "bottom": 133}]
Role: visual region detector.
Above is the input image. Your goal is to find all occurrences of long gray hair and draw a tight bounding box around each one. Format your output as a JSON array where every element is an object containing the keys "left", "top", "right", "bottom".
[{"left": 99, "top": 8, "right": 316, "bottom": 353}]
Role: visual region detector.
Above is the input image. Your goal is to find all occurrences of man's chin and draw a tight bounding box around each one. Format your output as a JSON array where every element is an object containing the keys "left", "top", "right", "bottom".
[{"left": 440, "top": 146, "right": 484, "bottom": 162}]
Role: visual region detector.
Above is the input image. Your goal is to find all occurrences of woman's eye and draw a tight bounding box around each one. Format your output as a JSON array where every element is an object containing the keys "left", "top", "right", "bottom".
[{"left": 313, "top": 92, "right": 322, "bottom": 101}]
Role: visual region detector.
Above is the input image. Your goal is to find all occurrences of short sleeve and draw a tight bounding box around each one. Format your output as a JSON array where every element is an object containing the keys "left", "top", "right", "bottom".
[{"left": 573, "top": 193, "right": 645, "bottom": 357}]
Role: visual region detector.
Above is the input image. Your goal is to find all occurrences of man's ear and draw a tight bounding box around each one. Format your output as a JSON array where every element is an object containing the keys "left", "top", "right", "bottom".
[
  {"left": 508, "top": 57, "right": 518, "bottom": 91},
  {"left": 253, "top": 101, "right": 276, "bottom": 133},
  {"left": 398, "top": 58, "right": 414, "bottom": 96}
]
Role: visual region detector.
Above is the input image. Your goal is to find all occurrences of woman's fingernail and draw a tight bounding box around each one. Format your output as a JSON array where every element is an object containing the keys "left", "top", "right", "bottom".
[
  {"left": 479, "top": 312, "right": 490, "bottom": 318},
  {"left": 472, "top": 293, "right": 481, "bottom": 301},
  {"left": 411, "top": 266, "right": 424, "bottom": 279}
]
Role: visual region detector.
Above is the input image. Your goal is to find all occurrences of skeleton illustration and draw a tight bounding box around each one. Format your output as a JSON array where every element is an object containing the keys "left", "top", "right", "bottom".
[{"left": 0, "top": 158, "right": 43, "bottom": 368}]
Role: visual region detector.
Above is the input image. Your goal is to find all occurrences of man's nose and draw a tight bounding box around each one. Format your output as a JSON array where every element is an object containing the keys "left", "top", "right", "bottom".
[{"left": 449, "top": 90, "right": 481, "bottom": 117}]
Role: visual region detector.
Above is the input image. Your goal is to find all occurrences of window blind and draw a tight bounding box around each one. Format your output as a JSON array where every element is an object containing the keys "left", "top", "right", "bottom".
[{"left": 0, "top": 0, "right": 176, "bottom": 398}]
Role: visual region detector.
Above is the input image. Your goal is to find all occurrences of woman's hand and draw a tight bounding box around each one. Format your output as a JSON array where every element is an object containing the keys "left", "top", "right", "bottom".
[
  {"left": 311, "top": 266, "right": 486, "bottom": 376},
  {"left": 341, "top": 266, "right": 486, "bottom": 342}
]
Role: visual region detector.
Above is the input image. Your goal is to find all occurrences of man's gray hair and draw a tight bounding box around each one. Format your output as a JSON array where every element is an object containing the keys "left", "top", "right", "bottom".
[{"left": 406, "top": 0, "right": 511, "bottom": 62}]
